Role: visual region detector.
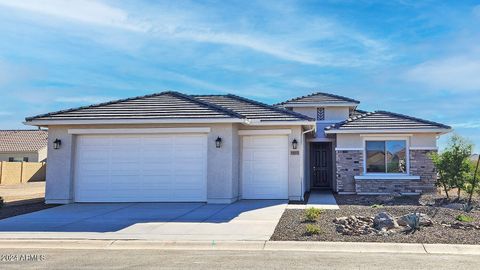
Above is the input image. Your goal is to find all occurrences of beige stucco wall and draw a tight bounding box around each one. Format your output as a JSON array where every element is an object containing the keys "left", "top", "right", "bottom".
[
  {"left": 291, "top": 106, "right": 350, "bottom": 122},
  {"left": 44, "top": 123, "right": 306, "bottom": 204},
  {"left": 336, "top": 133, "right": 438, "bottom": 149},
  {"left": 0, "top": 152, "right": 39, "bottom": 162}
]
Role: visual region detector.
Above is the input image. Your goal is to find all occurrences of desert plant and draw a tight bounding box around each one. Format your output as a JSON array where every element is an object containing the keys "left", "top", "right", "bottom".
[
  {"left": 430, "top": 134, "right": 473, "bottom": 199},
  {"left": 456, "top": 214, "right": 475, "bottom": 222},
  {"left": 370, "top": 204, "right": 384, "bottom": 209},
  {"left": 465, "top": 154, "right": 480, "bottom": 209},
  {"left": 305, "top": 224, "right": 322, "bottom": 235},
  {"left": 304, "top": 207, "right": 323, "bottom": 222}
]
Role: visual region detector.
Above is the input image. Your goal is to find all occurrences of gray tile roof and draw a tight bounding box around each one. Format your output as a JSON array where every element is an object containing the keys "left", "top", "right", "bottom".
[
  {"left": 0, "top": 130, "right": 47, "bottom": 152},
  {"left": 26, "top": 91, "right": 242, "bottom": 121},
  {"left": 26, "top": 91, "right": 313, "bottom": 122},
  {"left": 352, "top": 109, "right": 368, "bottom": 117},
  {"left": 325, "top": 111, "right": 451, "bottom": 132},
  {"left": 276, "top": 92, "right": 360, "bottom": 106},
  {"left": 194, "top": 94, "right": 313, "bottom": 121}
]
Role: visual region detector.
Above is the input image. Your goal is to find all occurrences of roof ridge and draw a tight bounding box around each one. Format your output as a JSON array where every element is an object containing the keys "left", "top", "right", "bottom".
[
  {"left": 167, "top": 92, "right": 244, "bottom": 119},
  {"left": 276, "top": 91, "right": 360, "bottom": 106},
  {"left": 225, "top": 94, "right": 315, "bottom": 121},
  {"left": 375, "top": 110, "right": 451, "bottom": 129},
  {"left": 25, "top": 91, "right": 172, "bottom": 122},
  {"left": 0, "top": 129, "right": 47, "bottom": 132},
  {"left": 325, "top": 111, "right": 371, "bottom": 130}
]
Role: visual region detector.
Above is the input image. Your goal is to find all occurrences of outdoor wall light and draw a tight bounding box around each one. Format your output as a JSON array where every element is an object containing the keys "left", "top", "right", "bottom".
[
  {"left": 292, "top": 139, "right": 298, "bottom": 150},
  {"left": 215, "top": 137, "right": 222, "bottom": 148},
  {"left": 53, "top": 139, "right": 62, "bottom": 150}
]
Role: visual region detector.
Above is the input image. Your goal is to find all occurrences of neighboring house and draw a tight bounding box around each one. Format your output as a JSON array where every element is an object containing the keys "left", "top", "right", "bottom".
[
  {"left": 24, "top": 91, "right": 451, "bottom": 204},
  {"left": 472, "top": 154, "right": 479, "bottom": 162},
  {"left": 0, "top": 130, "right": 48, "bottom": 162}
]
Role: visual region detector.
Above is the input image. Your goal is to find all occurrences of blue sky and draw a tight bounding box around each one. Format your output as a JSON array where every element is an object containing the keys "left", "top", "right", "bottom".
[{"left": 0, "top": 0, "right": 479, "bottom": 152}]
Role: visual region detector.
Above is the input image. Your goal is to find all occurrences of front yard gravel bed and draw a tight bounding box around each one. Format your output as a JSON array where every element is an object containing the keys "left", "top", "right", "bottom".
[{"left": 271, "top": 195, "right": 480, "bottom": 244}]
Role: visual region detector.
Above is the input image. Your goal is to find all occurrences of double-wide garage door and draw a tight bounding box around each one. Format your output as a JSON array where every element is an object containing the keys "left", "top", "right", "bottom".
[{"left": 74, "top": 134, "right": 207, "bottom": 202}]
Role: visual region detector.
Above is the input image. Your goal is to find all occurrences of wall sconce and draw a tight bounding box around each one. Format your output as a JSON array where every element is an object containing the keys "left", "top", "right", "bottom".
[
  {"left": 215, "top": 137, "right": 222, "bottom": 148},
  {"left": 53, "top": 139, "right": 62, "bottom": 150},
  {"left": 292, "top": 139, "right": 298, "bottom": 150}
]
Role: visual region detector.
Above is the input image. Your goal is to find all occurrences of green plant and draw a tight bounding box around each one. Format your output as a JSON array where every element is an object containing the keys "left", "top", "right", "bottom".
[
  {"left": 430, "top": 134, "right": 473, "bottom": 199},
  {"left": 305, "top": 207, "right": 323, "bottom": 222},
  {"left": 306, "top": 224, "right": 322, "bottom": 235},
  {"left": 456, "top": 214, "right": 475, "bottom": 223},
  {"left": 465, "top": 155, "right": 480, "bottom": 209},
  {"left": 371, "top": 204, "right": 384, "bottom": 209}
]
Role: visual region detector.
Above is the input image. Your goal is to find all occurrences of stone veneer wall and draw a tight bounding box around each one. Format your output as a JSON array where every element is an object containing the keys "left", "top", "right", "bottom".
[
  {"left": 336, "top": 149, "right": 438, "bottom": 194},
  {"left": 336, "top": 150, "right": 363, "bottom": 193},
  {"left": 355, "top": 150, "right": 438, "bottom": 194}
]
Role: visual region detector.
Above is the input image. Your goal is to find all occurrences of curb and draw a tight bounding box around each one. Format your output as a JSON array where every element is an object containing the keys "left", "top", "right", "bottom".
[{"left": 0, "top": 239, "right": 479, "bottom": 255}]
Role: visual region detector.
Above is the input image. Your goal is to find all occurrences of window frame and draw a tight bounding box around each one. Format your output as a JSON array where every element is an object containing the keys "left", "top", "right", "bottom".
[{"left": 362, "top": 136, "right": 410, "bottom": 176}]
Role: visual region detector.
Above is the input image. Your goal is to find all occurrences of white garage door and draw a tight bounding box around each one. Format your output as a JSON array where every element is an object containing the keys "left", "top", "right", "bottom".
[
  {"left": 242, "top": 135, "right": 289, "bottom": 199},
  {"left": 74, "top": 134, "right": 207, "bottom": 202}
]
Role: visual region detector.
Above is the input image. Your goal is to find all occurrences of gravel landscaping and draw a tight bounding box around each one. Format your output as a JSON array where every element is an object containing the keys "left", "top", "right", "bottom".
[{"left": 271, "top": 194, "right": 480, "bottom": 244}]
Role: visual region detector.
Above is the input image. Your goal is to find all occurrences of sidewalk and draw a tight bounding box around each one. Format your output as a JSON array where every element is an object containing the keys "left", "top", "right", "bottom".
[{"left": 0, "top": 239, "right": 479, "bottom": 255}]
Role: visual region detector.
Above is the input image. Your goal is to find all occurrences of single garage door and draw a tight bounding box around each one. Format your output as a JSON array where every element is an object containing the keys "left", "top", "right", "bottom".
[
  {"left": 74, "top": 134, "right": 207, "bottom": 202},
  {"left": 242, "top": 135, "right": 289, "bottom": 199}
]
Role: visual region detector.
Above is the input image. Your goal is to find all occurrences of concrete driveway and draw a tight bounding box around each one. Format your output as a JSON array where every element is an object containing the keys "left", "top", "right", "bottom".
[{"left": 0, "top": 200, "right": 286, "bottom": 241}]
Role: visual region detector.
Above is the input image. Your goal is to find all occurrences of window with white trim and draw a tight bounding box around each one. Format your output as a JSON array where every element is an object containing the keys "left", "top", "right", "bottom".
[{"left": 366, "top": 140, "right": 407, "bottom": 174}]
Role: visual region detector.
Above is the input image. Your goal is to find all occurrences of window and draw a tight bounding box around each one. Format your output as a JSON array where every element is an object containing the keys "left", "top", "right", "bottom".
[
  {"left": 23, "top": 157, "right": 29, "bottom": 162},
  {"left": 366, "top": 140, "right": 407, "bottom": 174},
  {"left": 317, "top": 107, "right": 325, "bottom": 120},
  {"left": 8, "top": 157, "right": 14, "bottom": 162}
]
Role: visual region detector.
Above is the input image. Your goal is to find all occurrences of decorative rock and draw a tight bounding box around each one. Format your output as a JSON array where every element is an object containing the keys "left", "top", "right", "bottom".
[
  {"left": 397, "top": 213, "right": 433, "bottom": 227},
  {"left": 374, "top": 212, "right": 398, "bottom": 230},
  {"left": 444, "top": 203, "right": 465, "bottom": 210}
]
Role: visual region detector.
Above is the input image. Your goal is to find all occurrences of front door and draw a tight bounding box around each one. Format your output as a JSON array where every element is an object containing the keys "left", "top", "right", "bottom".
[{"left": 310, "top": 142, "right": 332, "bottom": 189}]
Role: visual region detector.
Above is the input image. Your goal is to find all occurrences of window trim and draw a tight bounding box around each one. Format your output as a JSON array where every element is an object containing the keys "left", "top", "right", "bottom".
[{"left": 362, "top": 136, "right": 410, "bottom": 176}]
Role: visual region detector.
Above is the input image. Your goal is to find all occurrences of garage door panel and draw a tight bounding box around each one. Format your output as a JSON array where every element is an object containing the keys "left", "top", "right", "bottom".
[
  {"left": 75, "top": 134, "right": 207, "bottom": 202},
  {"left": 242, "top": 135, "right": 289, "bottom": 199}
]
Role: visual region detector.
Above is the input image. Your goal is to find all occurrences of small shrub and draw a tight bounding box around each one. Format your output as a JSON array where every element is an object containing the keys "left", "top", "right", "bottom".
[
  {"left": 306, "top": 224, "right": 322, "bottom": 235},
  {"left": 371, "top": 204, "right": 384, "bottom": 209},
  {"left": 456, "top": 214, "right": 475, "bottom": 222},
  {"left": 305, "top": 207, "right": 323, "bottom": 222}
]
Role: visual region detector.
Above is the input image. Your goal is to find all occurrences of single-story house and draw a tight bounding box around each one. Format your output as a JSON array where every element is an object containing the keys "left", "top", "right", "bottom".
[
  {"left": 24, "top": 91, "right": 451, "bottom": 204},
  {"left": 0, "top": 130, "right": 48, "bottom": 162}
]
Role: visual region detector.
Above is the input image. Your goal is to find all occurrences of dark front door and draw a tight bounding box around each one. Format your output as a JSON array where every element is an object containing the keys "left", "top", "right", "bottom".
[{"left": 310, "top": 143, "right": 332, "bottom": 189}]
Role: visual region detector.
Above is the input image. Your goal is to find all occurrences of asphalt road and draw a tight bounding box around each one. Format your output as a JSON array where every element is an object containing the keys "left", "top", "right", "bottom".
[{"left": 1, "top": 249, "right": 479, "bottom": 270}]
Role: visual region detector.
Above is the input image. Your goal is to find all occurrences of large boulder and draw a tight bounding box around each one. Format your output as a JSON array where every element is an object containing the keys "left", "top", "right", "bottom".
[
  {"left": 397, "top": 213, "right": 433, "bottom": 228},
  {"left": 373, "top": 212, "right": 398, "bottom": 230}
]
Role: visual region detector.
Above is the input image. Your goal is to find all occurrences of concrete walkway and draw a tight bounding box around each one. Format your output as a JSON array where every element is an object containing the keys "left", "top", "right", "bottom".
[
  {"left": 0, "top": 200, "right": 287, "bottom": 241},
  {"left": 287, "top": 191, "right": 339, "bottom": 209}
]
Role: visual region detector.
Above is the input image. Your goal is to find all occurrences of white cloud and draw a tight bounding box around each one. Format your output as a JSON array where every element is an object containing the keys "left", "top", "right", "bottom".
[
  {"left": 452, "top": 121, "right": 480, "bottom": 129},
  {"left": 405, "top": 56, "right": 480, "bottom": 91},
  {"left": 0, "top": 0, "right": 147, "bottom": 31},
  {"left": 0, "top": 0, "right": 389, "bottom": 67}
]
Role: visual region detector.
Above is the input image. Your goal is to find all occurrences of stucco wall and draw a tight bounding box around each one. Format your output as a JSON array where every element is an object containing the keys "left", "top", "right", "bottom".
[
  {"left": 291, "top": 106, "right": 350, "bottom": 122},
  {"left": 37, "top": 146, "right": 48, "bottom": 162},
  {"left": 44, "top": 123, "right": 305, "bottom": 204},
  {"left": 336, "top": 133, "right": 438, "bottom": 149}
]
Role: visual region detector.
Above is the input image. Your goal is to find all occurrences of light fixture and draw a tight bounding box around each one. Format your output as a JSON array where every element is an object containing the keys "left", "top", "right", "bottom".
[
  {"left": 292, "top": 139, "right": 298, "bottom": 150},
  {"left": 53, "top": 139, "right": 62, "bottom": 150},
  {"left": 215, "top": 137, "right": 222, "bottom": 148}
]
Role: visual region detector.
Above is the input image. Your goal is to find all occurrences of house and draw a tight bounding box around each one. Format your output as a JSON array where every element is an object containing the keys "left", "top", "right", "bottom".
[
  {"left": 24, "top": 91, "right": 451, "bottom": 204},
  {"left": 0, "top": 130, "right": 48, "bottom": 162}
]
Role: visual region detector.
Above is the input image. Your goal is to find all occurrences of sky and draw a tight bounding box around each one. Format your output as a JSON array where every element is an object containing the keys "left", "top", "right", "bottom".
[{"left": 0, "top": 0, "right": 479, "bottom": 153}]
